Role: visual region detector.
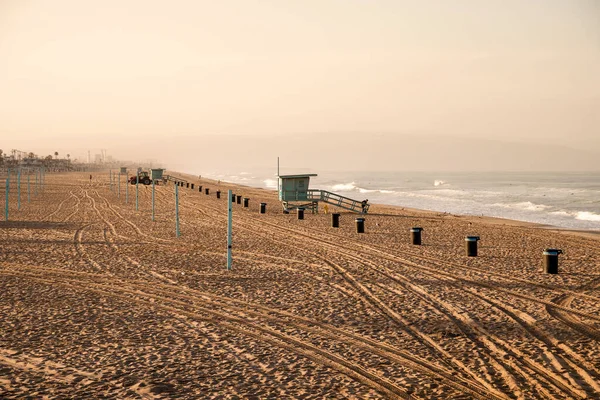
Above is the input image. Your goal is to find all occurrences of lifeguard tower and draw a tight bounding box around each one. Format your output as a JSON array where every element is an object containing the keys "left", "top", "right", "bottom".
[
  {"left": 150, "top": 168, "right": 164, "bottom": 183},
  {"left": 278, "top": 174, "right": 370, "bottom": 214}
]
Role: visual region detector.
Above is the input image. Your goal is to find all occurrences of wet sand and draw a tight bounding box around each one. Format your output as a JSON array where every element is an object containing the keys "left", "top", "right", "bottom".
[{"left": 1, "top": 171, "right": 600, "bottom": 399}]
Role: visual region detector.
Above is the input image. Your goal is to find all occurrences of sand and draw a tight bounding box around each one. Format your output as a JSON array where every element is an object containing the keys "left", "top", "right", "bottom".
[{"left": 1, "top": 171, "right": 599, "bottom": 399}]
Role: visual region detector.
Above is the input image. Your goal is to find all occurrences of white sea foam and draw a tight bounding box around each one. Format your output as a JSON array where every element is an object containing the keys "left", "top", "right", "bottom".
[
  {"left": 492, "top": 201, "right": 551, "bottom": 212},
  {"left": 550, "top": 210, "right": 571, "bottom": 217},
  {"left": 434, "top": 180, "right": 446, "bottom": 186},
  {"left": 575, "top": 211, "right": 600, "bottom": 222},
  {"left": 263, "top": 179, "right": 277, "bottom": 189},
  {"left": 332, "top": 182, "right": 357, "bottom": 191}
]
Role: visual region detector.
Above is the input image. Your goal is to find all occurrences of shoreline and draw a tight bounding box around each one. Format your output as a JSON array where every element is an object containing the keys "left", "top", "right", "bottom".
[{"left": 180, "top": 170, "right": 600, "bottom": 240}]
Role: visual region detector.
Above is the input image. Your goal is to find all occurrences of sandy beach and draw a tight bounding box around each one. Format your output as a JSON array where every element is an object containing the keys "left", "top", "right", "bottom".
[{"left": 1, "top": 171, "right": 599, "bottom": 399}]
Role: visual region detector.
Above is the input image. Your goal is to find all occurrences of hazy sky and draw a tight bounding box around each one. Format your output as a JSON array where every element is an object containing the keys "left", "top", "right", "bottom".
[{"left": 1, "top": 0, "right": 599, "bottom": 162}]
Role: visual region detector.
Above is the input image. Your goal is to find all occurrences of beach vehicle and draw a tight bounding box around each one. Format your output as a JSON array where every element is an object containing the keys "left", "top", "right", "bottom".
[{"left": 129, "top": 171, "right": 152, "bottom": 185}]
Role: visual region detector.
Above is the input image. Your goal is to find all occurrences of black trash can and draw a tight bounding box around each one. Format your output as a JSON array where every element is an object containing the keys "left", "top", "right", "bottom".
[
  {"left": 198, "top": 185, "right": 202, "bottom": 192},
  {"left": 543, "top": 249, "right": 563, "bottom": 274},
  {"left": 411, "top": 227, "right": 423, "bottom": 245},
  {"left": 297, "top": 207, "right": 305, "bottom": 220},
  {"left": 205, "top": 188, "right": 210, "bottom": 195},
  {"left": 331, "top": 213, "right": 340, "bottom": 228},
  {"left": 231, "top": 193, "right": 236, "bottom": 202},
  {"left": 355, "top": 218, "right": 365, "bottom": 233},
  {"left": 186, "top": 182, "right": 189, "bottom": 188},
  {"left": 243, "top": 198, "right": 249, "bottom": 208},
  {"left": 236, "top": 195, "right": 242, "bottom": 204},
  {"left": 216, "top": 190, "right": 221, "bottom": 199},
  {"left": 465, "top": 236, "right": 480, "bottom": 256},
  {"left": 260, "top": 203, "right": 266, "bottom": 214},
  {"left": 191, "top": 183, "right": 194, "bottom": 190}
]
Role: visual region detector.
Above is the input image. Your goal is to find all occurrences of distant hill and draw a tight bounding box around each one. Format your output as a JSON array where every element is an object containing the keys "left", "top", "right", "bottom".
[{"left": 164, "top": 133, "right": 600, "bottom": 172}]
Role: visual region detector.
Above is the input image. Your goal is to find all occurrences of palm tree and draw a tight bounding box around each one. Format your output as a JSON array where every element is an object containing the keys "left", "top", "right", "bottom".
[{"left": 54, "top": 151, "right": 59, "bottom": 159}]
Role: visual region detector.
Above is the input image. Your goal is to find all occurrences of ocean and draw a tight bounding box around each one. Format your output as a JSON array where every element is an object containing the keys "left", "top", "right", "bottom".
[{"left": 201, "top": 169, "right": 600, "bottom": 231}]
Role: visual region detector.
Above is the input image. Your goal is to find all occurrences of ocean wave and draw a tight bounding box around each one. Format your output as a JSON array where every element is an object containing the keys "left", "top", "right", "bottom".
[
  {"left": 434, "top": 180, "right": 447, "bottom": 186},
  {"left": 358, "top": 188, "right": 397, "bottom": 194},
  {"left": 332, "top": 182, "right": 357, "bottom": 191},
  {"left": 550, "top": 210, "right": 571, "bottom": 217},
  {"left": 575, "top": 211, "right": 600, "bottom": 222},
  {"left": 263, "top": 179, "right": 277, "bottom": 189},
  {"left": 492, "top": 201, "right": 551, "bottom": 212}
]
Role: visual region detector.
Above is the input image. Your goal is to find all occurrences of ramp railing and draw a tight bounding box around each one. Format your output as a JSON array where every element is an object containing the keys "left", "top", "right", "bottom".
[{"left": 279, "top": 189, "right": 368, "bottom": 213}]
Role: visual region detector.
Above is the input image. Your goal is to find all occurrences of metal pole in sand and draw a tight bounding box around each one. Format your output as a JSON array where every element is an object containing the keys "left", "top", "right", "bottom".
[
  {"left": 34, "top": 169, "right": 38, "bottom": 196},
  {"left": 4, "top": 178, "right": 9, "bottom": 221},
  {"left": 17, "top": 168, "right": 21, "bottom": 210},
  {"left": 135, "top": 172, "right": 139, "bottom": 211},
  {"left": 152, "top": 178, "right": 155, "bottom": 221},
  {"left": 125, "top": 173, "right": 129, "bottom": 204},
  {"left": 109, "top": 170, "right": 112, "bottom": 192},
  {"left": 118, "top": 171, "right": 121, "bottom": 198},
  {"left": 175, "top": 183, "right": 180, "bottom": 237},
  {"left": 27, "top": 172, "right": 30, "bottom": 203},
  {"left": 227, "top": 189, "right": 232, "bottom": 270}
]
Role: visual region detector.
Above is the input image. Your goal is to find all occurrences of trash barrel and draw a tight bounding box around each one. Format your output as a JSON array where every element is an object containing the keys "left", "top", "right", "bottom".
[
  {"left": 186, "top": 182, "right": 189, "bottom": 188},
  {"left": 355, "top": 218, "right": 365, "bottom": 233},
  {"left": 236, "top": 195, "right": 242, "bottom": 204},
  {"left": 216, "top": 190, "right": 221, "bottom": 199},
  {"left": 231, "top": 193, "right": 236, "bottom": 202},
  {"left": 543, "top": 249, "right": 563, "bottom": 274},
  {"left": 198, "top": 185, "right": 202, "bottom": 192},
  {"left": 260, "top": 203, "right": 266, "bottom": 214},
  {"left": 331, "top": 213, "right": 340, "bottom": 228},
  {"left": 465, "top": 236, "right": 480, "bottom": 256},
  {"left": 205, "top": 188, "right": 210, "bottom": 195},
  {"left": 297, "top": 207, "right": 305, "bottom": 220},
  {"left": 411, "top": 227, "right": 423, "bottom": 245},
  {"left": 191, "top": 183, "right": 194, "bottom": 190},
  {"left": 243, "top": 198, "right": 249, "bottom": 208}
]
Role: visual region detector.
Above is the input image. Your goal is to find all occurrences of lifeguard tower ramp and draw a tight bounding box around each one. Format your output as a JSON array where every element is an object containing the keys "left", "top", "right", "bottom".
[{"left": 279, "top": 174, "right": 369, "bottom": 214}]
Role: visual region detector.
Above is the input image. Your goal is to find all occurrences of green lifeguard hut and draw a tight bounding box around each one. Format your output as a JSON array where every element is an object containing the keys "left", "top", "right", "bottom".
[
  {"left": 278, "top": 173, "right": 369, "bottom": 214},
  {"left": 150, "top": 168, "right": 164, "bottom": 181}
]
